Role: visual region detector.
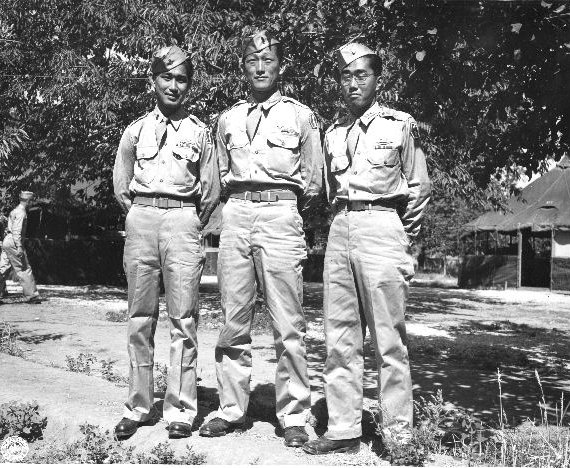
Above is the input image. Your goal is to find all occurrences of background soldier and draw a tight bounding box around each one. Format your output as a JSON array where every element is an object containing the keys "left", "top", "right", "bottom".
[
  {"left": 199, "top": 30, "right": 324, "bottom": 447},
  {"left": 0, "top": 191, "right": 42, "bottom": 304},
  {"left": 112, "top": 45, "right": 219, "bottom": 439},
  {"left": 303, "top": 43, "right": 431, "bottom": 455}
]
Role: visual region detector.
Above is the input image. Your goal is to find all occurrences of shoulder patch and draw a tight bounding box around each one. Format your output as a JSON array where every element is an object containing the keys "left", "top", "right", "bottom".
[
  {"left": 309, "top": 113, "right": 318, "bottom": 129},
  {"left": 410, "top": 120, "right": 421, "bottom": 140}
]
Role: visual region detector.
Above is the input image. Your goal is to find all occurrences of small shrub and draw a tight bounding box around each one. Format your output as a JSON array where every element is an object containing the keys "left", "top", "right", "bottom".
[
  {"left": 28, "top": 423, "right": 133, "bottom": 464},
  {"left": 65, "top": 353, "right": 97, "bottom": 374},
  {"left": 0, "top": 400, "right": 47, "bottom": 442},
  {"left": 135, "top": 442, "right": 207, "bottom": 464},
  {"left": 100, "top": 360, "right": 128, "bottom": 384},
  {"left": 154, "top": 363, "right": 168, "bottom": 393},
  {"left": 0, "top": 321, "right": 24, "bottom": 357},
  {"left": 105, "top": 309, "right": 129, "bottom": 322}
]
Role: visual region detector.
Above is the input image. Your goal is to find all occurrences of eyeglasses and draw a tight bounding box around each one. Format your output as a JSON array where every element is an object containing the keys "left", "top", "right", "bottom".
[{"left": 340, "top": 72, "right": 375, "bottom": 85}]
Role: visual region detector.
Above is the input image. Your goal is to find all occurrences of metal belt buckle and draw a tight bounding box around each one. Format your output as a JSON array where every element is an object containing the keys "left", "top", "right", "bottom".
[
  {"left": 157, "top": 197, "right": 168, "bottom": 209},
  {"left": 261, "top": 191, "right": 272, "bottom": 202},
  {"left": 250, "top": 191, "right": 261, "bottom": 202}
]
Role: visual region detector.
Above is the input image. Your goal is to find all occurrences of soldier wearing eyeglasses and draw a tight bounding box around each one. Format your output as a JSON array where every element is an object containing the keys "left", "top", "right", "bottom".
[{"left": 303, "top": 42, "right": 431, "bottom": 455}]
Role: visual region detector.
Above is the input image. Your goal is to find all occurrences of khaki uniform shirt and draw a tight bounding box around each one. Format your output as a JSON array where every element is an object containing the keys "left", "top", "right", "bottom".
[
  {"left": 216, "top": 90, "right": 324, "bottom": 215},
  {"left": 324, "top": 102, "right": 431, "bottom": 238},
  {"left": 6, "top": 205, "right": 27, "bottom": 248},
  {"left": 113, "top": 106, "right": 220, "bottom": 226}
]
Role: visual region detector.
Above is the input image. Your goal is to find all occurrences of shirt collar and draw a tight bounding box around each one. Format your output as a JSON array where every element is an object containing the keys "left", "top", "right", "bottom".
[
  {"left": 153, "top": 106, "right": 186, "bottom": 131},
  {"left": 247, "top": 90, "right": 282, "bottom": 111},
  {"left": 357, "top": 101, "right": 381, "bottom": 127}
]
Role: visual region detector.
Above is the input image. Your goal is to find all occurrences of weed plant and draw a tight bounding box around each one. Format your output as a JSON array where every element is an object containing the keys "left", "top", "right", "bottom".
[
  {"left": 154, "top": 362, "right": 168, "bottom": 393},
  {"left": 0, "top": 321, "right": 24, "bottom": 357},
  {"left": 100, "top": 359, "right": 128, "bottom": 385},
  {"left": 65, "top": 353, "right": 97, "bottom": 374},
  {"left": 135, "top": 441, "right": 207, "bottom": 464},
  {"left": 0, "top": 401, "right": 47, "bottom": 442},
  {"left": 105, "top": 309, "right": 129, "bottom": 322}
]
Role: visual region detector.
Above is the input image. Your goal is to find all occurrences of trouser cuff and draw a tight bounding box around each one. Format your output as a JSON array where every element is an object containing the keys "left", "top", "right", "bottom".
[
  {"left": 122, "top": 406, "right": 156, "bottom": 422},
  {"left": 325, "top": 426, "right": 362, "bottom": 440},
  {"left": 281, "top": 412, "right": 308, "bottom": 428}
]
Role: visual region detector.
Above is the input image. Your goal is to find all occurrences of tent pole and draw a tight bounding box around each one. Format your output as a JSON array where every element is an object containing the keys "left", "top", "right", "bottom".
[
  {"left": 517, "top": 226, "right": 522, "bottom": 288},
  {"left": 550, "top": 227, "right": 554, "bottom": 291}
]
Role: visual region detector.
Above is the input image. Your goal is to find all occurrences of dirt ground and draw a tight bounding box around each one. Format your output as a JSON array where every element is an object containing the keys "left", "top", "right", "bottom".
[{"left": 1, "top": 275, "right": 569, "bottom": 465}]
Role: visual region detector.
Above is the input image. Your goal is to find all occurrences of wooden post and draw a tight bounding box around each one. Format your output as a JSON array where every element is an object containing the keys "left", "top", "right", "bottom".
[{"left": 517, "top": 227, "right": 522, "bottom": 288}]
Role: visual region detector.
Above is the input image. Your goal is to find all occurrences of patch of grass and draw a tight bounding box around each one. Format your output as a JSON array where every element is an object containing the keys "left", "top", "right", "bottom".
[
  {"left": 0, "top": 400, "right": 47, "bottom": 442},
  {"left": 448, "top": 342, "right": 529, "bottom": 369},
  {"left": 0, "top": 321, "right": 25, "bottom": 357},
  {"left": 105, "top": 309, "right": 129, "bottom": 322},
  {"left": 65, "top": 352, "right": 97, "bottom": 374},
  {"left": 154, "top": 362, "right": 168, "bottom": 393},
  {"left": 135, "top": 441, "right": 207, "bottom": 464}
]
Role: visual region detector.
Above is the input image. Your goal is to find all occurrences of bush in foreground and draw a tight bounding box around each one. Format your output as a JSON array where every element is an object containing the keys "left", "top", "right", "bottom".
[{"left": 0, "top": 401, "right": 47, "bottom": 442}]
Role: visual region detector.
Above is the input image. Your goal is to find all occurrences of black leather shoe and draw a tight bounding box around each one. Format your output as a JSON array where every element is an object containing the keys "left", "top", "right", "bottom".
[
  {"left": 283, "top": 426, "right": 309, "bottom": 447},
  {"left": 27, "top": 296, "right": 42, "bottom": 304},
  {"left": 199, "top": 417, "right": 240, "bottom": 437},
  {"left": 168, "top": 421, "right": 192, "bottom": 439},
  {"left": 303, "top": 436, "right": 360, "bottom": 455},
  {"left": 114, "top": 418, "right": 140, "bottom": 439}
]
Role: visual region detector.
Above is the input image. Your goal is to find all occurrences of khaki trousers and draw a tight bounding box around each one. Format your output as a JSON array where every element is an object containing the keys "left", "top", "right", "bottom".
[
  {"left": 0, "top": 235, "right": 39, "bottom": 300},
  {"left": 323, "top": 209, "right": 414, "bottom": 440},
  {"left": 215, "top": 198, "right": 310, "bottom": 428},
  {"left": 122, "top": 204, "right": 204, "bottom": 425}
]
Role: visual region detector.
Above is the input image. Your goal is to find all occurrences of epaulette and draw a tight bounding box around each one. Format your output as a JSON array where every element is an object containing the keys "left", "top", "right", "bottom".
[
  {"left": 326, "top": 114, "right": 350, "bottom": 133},
  {"left": 378, "top": 107, "right": 412, "bottom": 122},
  {"left": 126, "top": 111, "right": 149, "bottom": 129},
  {"left": 281, "top": 96, "right": 309, "bottom": 109},
  {"left": 221, "top": 99, "right": 247, "bottom": 117},
  {"left": 188, "top": 114, "right": 207, "bottom": 128}
]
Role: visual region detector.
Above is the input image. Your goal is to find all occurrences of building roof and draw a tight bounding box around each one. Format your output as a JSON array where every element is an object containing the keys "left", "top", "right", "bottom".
[{"left": 463, "top": 155, "right": 570, "bottom": 234}]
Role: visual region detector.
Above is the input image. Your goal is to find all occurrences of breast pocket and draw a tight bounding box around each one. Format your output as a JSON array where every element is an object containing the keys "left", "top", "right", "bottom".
[
  {"left": 135, "top": 145, "right": 159, "bottom": 184},
  {"left": 366, "top": 146, "right": 401, "bottom": 193},
  {"left": 266, "top": 132, "right": 299, "bottom": 176},
  {"left": 367, "top": 147, "right": 400, "bottom": 167},
  {"left": 171, "top": 144, "right": 200, "bottom": 186},
  {"left": 226, "top": 133, "right": 249, "bottom": 176}
]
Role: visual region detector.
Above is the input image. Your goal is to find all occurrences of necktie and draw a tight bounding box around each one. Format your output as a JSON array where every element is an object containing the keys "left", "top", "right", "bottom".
[
  {"left": 246, "top": 105, "right": 262, "bottom": 142},
  {"left": 346, "top": 118, "right": 361, "bottom": 159},
  {"left": 155, "top": 118, "right": 169, "bottom": 148}
]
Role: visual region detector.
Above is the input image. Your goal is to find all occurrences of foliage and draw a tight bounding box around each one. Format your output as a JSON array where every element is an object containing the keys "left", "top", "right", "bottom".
[
  {"left": 135, "top": 441, "right": 207, "bottom": 465},
  {"left": 100, "top": 359, "right": 128, "bottom": 384},
  {"left": 1, "top": 0, "right": 569, "bottom": 254},
  {"left": 154, "top": 362, "right": 168, "bottom": 393},
  {"left": 0, "top": 400, "right": 47, "bottom": 442},
  {"left": 105, "top": 308, "right": 129, "bottom": 322},
  {"left": 65, "top": 352, "right": 97, "bottom": 374},
  {"left": 0, "top": 321, "right": 25, "bottom": 357}
]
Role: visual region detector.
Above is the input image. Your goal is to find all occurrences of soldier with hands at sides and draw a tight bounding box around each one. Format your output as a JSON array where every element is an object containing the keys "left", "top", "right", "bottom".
[
  {"left": 113, "top": 45, "right": 219, "bottom": 440},
  {"left": 199, "top": 30, "right": 324, "bottom": 448}
]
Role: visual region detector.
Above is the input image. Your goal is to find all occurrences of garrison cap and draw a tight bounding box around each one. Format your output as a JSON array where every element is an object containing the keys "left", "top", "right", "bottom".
[
  {"left": 242, "top": 30, "right": 280, "bottom": 58},
  {"left": 151, "top": 45, "right": 189, "bottom": 75},
  {"left": 19, "top": 191, "right": 34, "bottom": 201},
  {"left": 336, "top": 42, "right": 377, "bottom": 69}
]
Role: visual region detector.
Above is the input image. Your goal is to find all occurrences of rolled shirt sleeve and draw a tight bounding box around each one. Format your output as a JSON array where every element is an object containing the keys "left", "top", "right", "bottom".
[
  {"left": 113, "top": 128, "right": 136, "bottom": 214},
  {"left": 298, "top": 110, "right": 325, "bottom": 217},
  {"left": 198, "top": 128, "right": 221, "bottom": 227},
  {"left": 400, "top": 118, "right": 431, "bottom": 238}
]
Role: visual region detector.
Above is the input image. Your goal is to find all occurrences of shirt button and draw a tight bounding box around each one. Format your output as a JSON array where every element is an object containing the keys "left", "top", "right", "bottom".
[
  {"left": 353, "top": 190, "right": 357, "bottom": 194},
  {"left": 161, "top": 161, "right": 165, "bottom": 164},
  {"left": 254, "top": 150, "right": 259, "bottom": 154},
  {"left": 160, "top": 179, "right": 163, "bottom": 182},
  {"left": 354, "top": 170, "right": 358, "bottom": 174}
]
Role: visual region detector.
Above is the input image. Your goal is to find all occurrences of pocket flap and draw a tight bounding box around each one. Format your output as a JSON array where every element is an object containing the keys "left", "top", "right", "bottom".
[
  {"left": 330, "top": 155, "right": 350, "bottom": 173},
  {"left": 135, "top": 145, "right": 158, "bottom": 160},
  {"left": 367, "top": 148, "right": 399, "bottom": 167},
  {"left": 228, "top": 133, "right": 249, "bottom": 149},
  {"left": 267, "top": 132, "right": 299, "bottom": 149}
]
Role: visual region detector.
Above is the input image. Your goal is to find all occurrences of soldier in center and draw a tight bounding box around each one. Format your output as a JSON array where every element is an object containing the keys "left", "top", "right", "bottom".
[{"left": 199, "top": 31, "right": 324, "bottom": 447}]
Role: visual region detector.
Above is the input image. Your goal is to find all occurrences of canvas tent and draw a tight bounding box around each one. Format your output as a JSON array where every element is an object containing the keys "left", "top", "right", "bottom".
[{"left": 460, "top": 155, "right": 570, "bottom": 291}]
